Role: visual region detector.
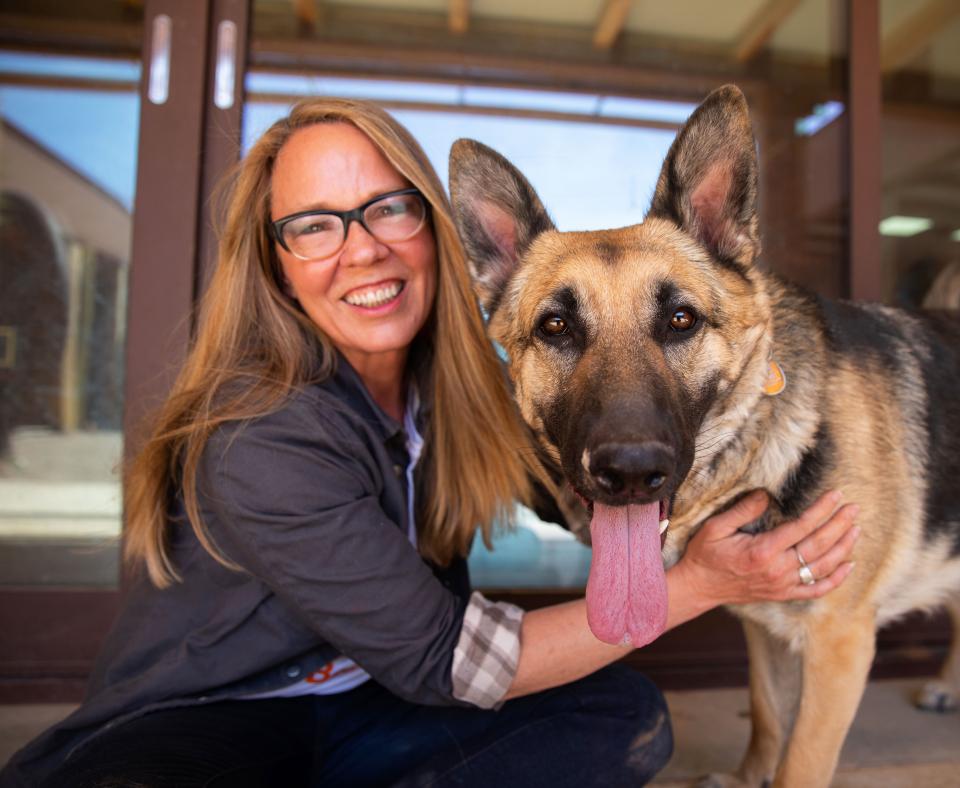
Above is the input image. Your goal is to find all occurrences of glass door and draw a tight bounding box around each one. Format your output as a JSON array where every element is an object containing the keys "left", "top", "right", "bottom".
[
  {"left": 0, "top": 45, "right": 141, "bottom": 700},
  {"left": 0, "top": 50, "right": 139, "bottom": 588},
  {"left": 0, "top": 0, "right": 245, "bottom": 702}
]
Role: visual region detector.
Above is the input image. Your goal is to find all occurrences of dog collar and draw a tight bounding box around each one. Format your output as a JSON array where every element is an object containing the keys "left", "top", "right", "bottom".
[{"left": 763, "top": 360, "right": 787, "bottom": 396}]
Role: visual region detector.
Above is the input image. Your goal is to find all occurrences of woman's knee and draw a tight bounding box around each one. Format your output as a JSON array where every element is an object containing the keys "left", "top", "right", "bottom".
[
  {"left": 574, "top": 665, "right": 674, "bottom": 777},
  {"left": 576, "top": 664, "right": 669, "bottom": 717}
]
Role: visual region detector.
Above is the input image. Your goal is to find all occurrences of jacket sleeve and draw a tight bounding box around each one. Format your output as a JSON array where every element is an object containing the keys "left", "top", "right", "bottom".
[{"left": 196, "top": 396, "right": 469, "bottom": 707}]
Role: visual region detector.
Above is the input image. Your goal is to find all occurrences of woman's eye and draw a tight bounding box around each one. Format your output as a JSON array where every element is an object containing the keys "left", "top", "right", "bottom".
[
  {"left": 540, "top": 316, "right": 568, "bottom": 337},
  {"left": 670, "top": 308, "right": 697, "bottom": 332},
  {"left": 295, "top": 217, "right": 337, "bottom": 237}
]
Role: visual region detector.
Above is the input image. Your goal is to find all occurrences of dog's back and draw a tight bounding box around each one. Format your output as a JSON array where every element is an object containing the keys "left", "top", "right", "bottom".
[
  {"left": 816, "top": 298, "right": 960, "bottom": 534},
  {"left": 811, "top": 297, "right": 960, "bottom": 623}
]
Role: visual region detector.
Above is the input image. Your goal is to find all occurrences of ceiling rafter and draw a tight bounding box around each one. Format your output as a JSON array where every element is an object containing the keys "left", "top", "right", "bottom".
[
  {"left": 593, "top": 0, "right": 632, "bottom": 50},
  {"left": 733, "top": 0, "right": 802, "bottom": 63},
  {"left": 449, "top": 0, "right": 470, "bottom": 35},
  {"left": 881, "top": 0, "right": 960, "bottom": 74}
]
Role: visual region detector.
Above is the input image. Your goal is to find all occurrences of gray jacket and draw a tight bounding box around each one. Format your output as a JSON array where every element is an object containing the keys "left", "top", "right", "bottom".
[{"left": 1, "top": 357, "right": 473, "bottom": 786}]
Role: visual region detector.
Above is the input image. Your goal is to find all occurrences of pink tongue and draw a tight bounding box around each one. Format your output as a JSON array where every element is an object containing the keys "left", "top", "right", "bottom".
[{"left": 586, "top": 502, "right": 668, "bottom": 648}]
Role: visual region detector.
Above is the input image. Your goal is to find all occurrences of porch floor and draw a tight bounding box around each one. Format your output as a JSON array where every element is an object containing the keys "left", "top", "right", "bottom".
[{"left": 1, "top": 677, "right": 957, "bottom": 785}]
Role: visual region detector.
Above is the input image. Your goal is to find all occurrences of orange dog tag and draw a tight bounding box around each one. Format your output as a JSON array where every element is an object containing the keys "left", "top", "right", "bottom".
[{"left": 763, "top": 360, "right": 787, "bottom": 396}]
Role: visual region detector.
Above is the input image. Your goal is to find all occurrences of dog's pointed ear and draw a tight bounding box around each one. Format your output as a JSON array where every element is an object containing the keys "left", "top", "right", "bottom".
[
  {"left": 449, "top": 138, "right": 555, "bottom": 312},
  {"left": 648, "top": 85, "right": 760, "bottom": 267}
]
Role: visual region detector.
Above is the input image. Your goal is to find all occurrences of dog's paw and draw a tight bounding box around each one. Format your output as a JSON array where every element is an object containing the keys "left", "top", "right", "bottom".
[{"left": 913, "top": 679, "right": 958, "bottom": 713}]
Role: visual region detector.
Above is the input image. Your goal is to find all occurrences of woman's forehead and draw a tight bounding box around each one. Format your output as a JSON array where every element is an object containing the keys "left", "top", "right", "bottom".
[{"left": 270, "top": 122, "right": 409, "bottom": 215}]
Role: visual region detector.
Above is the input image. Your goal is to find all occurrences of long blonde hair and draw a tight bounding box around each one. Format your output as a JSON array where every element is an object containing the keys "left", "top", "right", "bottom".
[{"left": 124, "top": 98, "right": 550, "bottom": 587}]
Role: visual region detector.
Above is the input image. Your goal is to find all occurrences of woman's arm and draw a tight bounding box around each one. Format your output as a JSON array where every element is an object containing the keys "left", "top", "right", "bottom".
[{"left": 503, "top": 490, "right": 859, "bottom": 700}]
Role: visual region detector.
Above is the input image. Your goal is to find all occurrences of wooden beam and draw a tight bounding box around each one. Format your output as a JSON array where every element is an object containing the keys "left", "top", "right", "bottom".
[
  {"left": 733, "top": 0, "right": 802, "bottom": 63},
  {"left": 881, "top": 0, "right": 960, "bottom": 74},
  {"left": 448, "top": 0, "right": 469, "bottom": 35},
  {"left": 593, "top": 0, "right": 632, "bottom": 50},
  {"left": 0, "top": 73, "right": 138, "bottom": 92},
  {"left": 250, "top": 35, "right": 756, "bottom": 101},
  {"left": 245, "top": 91, "right": 685, "bottom": 132},
  {"left": 0, "top": 12, "right": 143, "bottom": 55}
]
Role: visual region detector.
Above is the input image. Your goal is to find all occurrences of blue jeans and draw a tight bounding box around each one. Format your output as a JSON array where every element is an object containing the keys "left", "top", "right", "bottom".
[{"left": 45, "top": 665, "right": 672, "bottom": 788}]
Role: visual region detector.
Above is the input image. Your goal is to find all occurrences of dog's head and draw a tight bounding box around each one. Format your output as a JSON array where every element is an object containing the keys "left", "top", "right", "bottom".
[{"left": 449, "top": 85, "right": 772, "bottom": 646}]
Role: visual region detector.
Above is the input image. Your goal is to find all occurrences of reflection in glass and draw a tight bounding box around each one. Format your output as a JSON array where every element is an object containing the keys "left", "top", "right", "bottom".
[
  {"left": 0, "top": 52, "right": 139, "bottom": 586},
  {"left": 880, "top": 4, "right": 960, "bottom": 310}
]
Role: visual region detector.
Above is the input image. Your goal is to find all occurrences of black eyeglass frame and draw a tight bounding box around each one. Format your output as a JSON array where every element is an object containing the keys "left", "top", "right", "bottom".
[{"left": 269, "top": 187, "right": 427, "bottom": 260}]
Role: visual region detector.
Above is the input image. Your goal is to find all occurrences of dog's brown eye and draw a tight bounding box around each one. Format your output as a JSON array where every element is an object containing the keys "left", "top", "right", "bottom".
[
  {"left": 670, "top": 309, "right": 696, "bottom": 332},
  {"left": 540, "top": 316, "right": 568, "bottom": 336}
]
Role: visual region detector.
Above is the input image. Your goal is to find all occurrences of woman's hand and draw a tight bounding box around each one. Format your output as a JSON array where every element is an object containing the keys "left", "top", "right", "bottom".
[{"left": 665, "top": 490, "right": 860, "bottom": 627}]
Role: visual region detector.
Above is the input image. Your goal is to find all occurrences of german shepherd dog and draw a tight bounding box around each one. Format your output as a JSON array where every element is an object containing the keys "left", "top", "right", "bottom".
[{"left": 448, "top": 85, "right": 960, "bottom": 787}]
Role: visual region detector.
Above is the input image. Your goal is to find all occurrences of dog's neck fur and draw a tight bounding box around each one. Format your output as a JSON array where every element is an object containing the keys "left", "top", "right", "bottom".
[{"left": 662, "top": 272, "right": 827, "bottom": 566}]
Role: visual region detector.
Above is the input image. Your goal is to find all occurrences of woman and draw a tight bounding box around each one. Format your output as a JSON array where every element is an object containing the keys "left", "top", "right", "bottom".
[{"left": 1, "top": 99, "right": 858, "bottom": 788}]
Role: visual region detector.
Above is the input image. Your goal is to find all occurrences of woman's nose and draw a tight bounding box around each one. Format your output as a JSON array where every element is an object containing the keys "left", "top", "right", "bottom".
[{"left": 339, "top": 220, "right": 387, "bottom": 267}]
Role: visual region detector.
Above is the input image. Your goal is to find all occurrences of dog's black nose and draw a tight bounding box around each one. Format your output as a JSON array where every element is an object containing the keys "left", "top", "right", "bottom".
[{"left": 589, "top": 442, "right": 674, "bottom": 500}]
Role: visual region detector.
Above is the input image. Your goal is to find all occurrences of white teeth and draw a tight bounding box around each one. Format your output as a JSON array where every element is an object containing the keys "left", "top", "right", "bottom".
[
  {"left": 659, "top": 518, "right": 669, "bottom": 535},
  {"left": 344, "top": 281, "right": 402, "bottom": 307}
]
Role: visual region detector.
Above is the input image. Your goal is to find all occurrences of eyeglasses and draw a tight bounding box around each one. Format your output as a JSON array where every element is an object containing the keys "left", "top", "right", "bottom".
[{"left": 270, "top": 188, "right": 428, "bottom": 261}]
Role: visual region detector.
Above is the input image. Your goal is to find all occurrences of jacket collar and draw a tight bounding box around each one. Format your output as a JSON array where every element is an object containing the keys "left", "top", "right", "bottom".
[{"left": 318, "top": 351, "right": 402, "bottom": 442}]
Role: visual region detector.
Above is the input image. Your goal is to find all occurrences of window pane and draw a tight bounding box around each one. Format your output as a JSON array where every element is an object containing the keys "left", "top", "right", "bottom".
[
  {"left": 0, "top": 52, "right": 140, "bottom": 586},
  {"left": 880, "top": 2, "right": 960, "bottom": 309}
]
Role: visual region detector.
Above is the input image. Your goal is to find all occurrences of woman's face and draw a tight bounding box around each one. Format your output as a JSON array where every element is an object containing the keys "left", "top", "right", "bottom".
[{"left": 270, "top": 122, "right": 437, "bottom": 379}]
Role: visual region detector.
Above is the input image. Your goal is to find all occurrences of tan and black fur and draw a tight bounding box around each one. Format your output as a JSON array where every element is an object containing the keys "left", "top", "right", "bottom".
[{"left": 449, "top": 85, "right": 960, "bottom": 788}]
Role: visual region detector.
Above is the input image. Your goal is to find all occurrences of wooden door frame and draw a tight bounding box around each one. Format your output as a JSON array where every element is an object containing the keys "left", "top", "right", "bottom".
[{"left": 0, "top": 0, "right": 250, "bottom": 703}]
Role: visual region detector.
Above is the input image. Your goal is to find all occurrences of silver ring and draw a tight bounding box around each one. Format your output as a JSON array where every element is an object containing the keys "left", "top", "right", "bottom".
[{"left": 794, "top": 546, "right": 816, "bottom": 585}]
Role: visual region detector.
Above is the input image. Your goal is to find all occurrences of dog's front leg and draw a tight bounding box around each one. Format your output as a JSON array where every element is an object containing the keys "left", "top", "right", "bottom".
[
  {"left": 773, "top": 610, "right": 876, "bottom": 788},
  {"left": 737, "top": 620, "right": 801, "bottom": 786},
  {"left": 697, "top": 619, "right": 800, "bottom": 788}
]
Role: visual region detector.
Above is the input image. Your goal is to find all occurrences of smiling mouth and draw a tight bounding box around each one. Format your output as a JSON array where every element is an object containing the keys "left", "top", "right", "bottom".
[{"left": 343, "top": 280, "right": 404, "bottom": 308}]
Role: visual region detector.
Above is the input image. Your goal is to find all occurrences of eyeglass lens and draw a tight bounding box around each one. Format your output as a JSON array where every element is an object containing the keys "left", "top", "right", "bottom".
[{"left": 282, "top": 192, "right": 425, "bottom": 260}]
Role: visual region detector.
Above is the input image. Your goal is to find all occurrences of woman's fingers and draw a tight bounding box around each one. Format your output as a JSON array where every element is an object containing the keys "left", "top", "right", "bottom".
[
  {"left": 795, "top": 505, "right": 861, "bottom": 578},
  {"left": 683, "top": 487, "right": 860, "bottom": 607},
  {"left": 700, "top": 489, "right": 769, "bottom": 538},
  {"left": 786, "top": 560, "right": 855, "bottom": 599},
  {"left": 776, "top": 502, "right": 860, "bottom": 600},
  {"left": 766, "top": 489, "right": 845, "bottom": 553}
]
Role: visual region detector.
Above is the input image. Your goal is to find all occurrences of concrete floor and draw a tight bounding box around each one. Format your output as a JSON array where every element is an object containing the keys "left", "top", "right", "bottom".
[
  {"left": 654, "top": 678, "right": 960, "bottom": 787},
  {"left": 1, "top": 678, "right": 957, "bottom": 784}
]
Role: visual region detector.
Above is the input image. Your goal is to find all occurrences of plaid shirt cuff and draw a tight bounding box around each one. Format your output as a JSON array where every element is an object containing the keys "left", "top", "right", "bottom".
[{"left": 451, "top": 591, "right": 524, "bottom": 709}]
